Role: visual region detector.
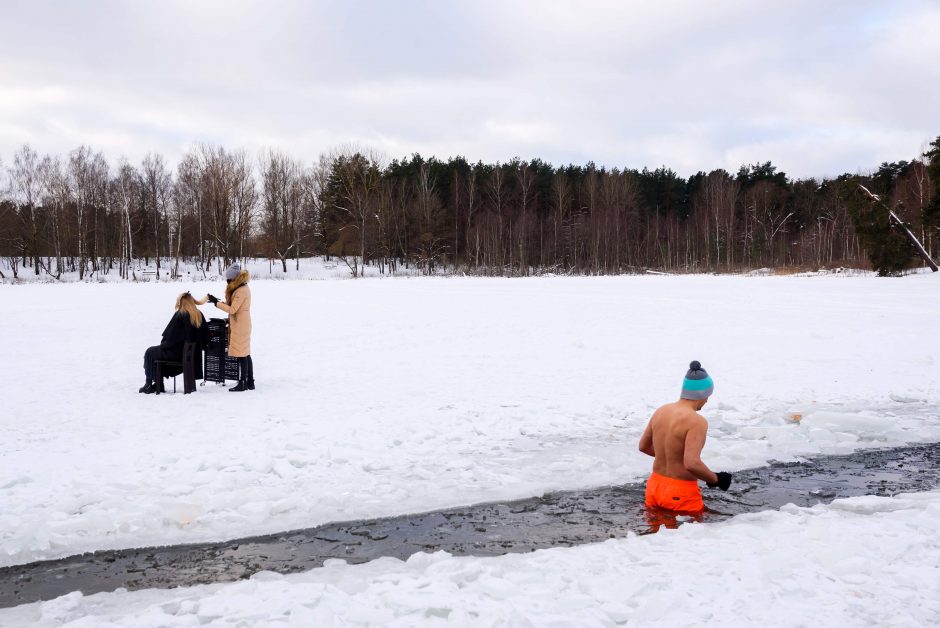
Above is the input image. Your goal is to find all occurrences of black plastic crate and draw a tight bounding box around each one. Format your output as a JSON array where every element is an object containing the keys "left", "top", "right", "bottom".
[{"left": 204, "top": 318, "right": 240, "bottom": 383}]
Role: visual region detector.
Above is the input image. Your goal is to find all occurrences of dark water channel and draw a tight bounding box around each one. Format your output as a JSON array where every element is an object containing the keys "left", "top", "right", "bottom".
[{"left": 1, "top": 442, "right": 938, "bottom": 608}]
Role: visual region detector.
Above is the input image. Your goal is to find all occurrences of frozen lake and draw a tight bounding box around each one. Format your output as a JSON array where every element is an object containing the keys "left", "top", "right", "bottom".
[
  {"left": 2, "top": 274, "right": 939, "bottom": 567},
  {"left": 1, "top": 273, "right": 939, "bottom": 625}
]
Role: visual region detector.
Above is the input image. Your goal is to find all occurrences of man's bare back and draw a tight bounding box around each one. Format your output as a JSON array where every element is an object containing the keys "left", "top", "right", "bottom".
[{"left": 639, "top": 400, "right": 717, "bottom": 484}]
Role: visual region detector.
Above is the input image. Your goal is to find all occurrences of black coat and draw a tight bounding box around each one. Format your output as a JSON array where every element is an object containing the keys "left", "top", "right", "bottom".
[{"left": 159, "top": 312, "right": 209, "bottom": 378}]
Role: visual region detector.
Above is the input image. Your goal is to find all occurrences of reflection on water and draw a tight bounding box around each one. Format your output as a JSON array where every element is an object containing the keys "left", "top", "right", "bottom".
[{"left": 644, "top": 506, "right": 705, "bottom": 532}]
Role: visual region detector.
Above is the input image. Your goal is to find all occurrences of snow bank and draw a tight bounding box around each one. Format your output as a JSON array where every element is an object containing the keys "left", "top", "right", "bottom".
[
  {"left": 1, "top": 274, "right": 938, "bottom": 566},
  {"left": 3, "top": 490, "right": 939, "bottom": 627}
]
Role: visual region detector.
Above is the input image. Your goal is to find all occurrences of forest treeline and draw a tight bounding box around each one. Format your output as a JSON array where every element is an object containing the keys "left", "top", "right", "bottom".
[{"left": 1, "top": 137, "right": 938, "bottom": 279}]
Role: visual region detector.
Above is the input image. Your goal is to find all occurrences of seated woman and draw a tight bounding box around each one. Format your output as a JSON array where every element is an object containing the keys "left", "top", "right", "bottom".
[{"left": 139, "top": 292, "right": 209, "bottom": 394}]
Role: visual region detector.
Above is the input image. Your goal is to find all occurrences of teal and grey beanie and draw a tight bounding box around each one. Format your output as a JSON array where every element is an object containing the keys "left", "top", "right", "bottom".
[{"left": 681, "top": 360, "right": 714, "bottom": 400}]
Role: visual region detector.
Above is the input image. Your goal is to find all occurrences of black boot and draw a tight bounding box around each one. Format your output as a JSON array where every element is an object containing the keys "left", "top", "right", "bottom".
[
  {"left": 139, "top": 382, "right": 156, "bottom": 394},
  {"left": 154, "top": 379, "right": 166, "bottom": 394},
  {"left": 230, "top": 357, "right": 249, "bottom": 392},
  {"left": 245, "top": 355, "right": 255, "bottom": 390}
]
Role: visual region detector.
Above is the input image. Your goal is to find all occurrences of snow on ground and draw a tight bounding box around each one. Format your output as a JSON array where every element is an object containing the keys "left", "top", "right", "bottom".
[
  {"left": 3, "top": 490, "right": 939, "bottom": 627},
  {"left": 6, "top": 255, "right": 927, "bottom": 285},
  {"left": 0, "top": 256, "right": 416, "bottom": 283},
  {"left": 1, "top": 274, "right": 938, "bottom": 567}
]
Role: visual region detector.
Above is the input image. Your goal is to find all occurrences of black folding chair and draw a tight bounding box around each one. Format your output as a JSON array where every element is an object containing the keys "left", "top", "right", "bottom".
[{"left": 154, "top": 342, "right": 197, "bottom": 394}]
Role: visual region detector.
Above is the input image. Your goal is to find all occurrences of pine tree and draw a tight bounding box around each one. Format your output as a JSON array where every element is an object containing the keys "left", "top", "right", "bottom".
[
  {"left": 840, "top": 177, "right": 915, "bottom": 276},
  {"left": 924, "top": 136, "right": 940, "bottom": 234}
]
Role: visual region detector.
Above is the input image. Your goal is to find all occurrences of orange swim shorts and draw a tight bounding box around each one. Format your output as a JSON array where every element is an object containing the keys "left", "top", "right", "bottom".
[{"left": 645, "top": 472, "right": 704, "bottom": 512}]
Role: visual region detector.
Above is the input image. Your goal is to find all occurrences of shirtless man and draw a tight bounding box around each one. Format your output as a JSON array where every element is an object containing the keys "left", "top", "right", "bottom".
[{"left": 638, "top": 361, "right": 732, "bottom": 512}]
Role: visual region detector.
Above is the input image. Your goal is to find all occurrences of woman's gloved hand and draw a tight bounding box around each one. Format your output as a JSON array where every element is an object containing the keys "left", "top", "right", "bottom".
[{"left": 207, "top": 294, "right": 218, "bottom": 305}]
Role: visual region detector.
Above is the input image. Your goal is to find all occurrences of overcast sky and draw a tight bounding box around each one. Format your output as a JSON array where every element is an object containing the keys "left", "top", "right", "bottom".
[{"left": 1, "top": 0, "right": 938, "bottom": 179}]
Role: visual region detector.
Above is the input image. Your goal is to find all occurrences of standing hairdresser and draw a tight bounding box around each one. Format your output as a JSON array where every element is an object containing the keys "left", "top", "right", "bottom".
[{"left": 208, "top": 263, "right": 254, "bottom": 392}]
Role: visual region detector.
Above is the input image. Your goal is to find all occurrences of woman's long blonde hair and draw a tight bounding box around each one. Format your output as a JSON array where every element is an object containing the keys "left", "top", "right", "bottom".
[{"left": 176, "top": 292, "right": 206, "bottom": 327}]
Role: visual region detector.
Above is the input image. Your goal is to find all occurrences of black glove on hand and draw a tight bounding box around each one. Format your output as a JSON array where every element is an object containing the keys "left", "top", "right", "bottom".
[
  {"left": 707, "top": 471, "right": 733, "bottom": 491},
  {"left": 207, "top": 294, "right": 218, "bottom": 305}
]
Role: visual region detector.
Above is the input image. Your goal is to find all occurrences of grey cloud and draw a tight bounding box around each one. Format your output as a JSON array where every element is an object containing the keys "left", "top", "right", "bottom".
[{"left": 0, "top": 0, "right": 937, "bottom": 178}]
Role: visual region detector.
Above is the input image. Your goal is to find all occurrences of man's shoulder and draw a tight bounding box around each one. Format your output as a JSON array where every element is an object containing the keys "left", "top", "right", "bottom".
[
  {"left": 649, "top": 403, "right": 675, "bottom": 423},
  {"left": 652, "top": 403, "right": 700, "bottom": 427},
  {"left": 653, "top": 401, "right": 680, "bottom": 414},
  {"left": 672, "top": 407, "right": 707, "bottom": 430}
]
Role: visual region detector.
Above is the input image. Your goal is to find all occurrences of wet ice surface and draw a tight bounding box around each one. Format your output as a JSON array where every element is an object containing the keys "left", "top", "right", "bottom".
[{"left": 2, "top": 441, "right": 938, "bottom": 609}]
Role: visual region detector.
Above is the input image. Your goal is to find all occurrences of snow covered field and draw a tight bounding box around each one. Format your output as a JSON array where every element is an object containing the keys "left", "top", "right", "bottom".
[
  {"left": 3, "top": 490, "right": 939, "bottom": 626},
  {"left": 0, "top": 256, "right": 415, "bottom": 283},
  {"left": 1, "top": 273, "right": 939, "bottom": 571}
]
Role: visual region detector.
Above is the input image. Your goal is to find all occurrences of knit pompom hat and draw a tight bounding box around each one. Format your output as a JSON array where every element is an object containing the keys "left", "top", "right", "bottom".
[
  {"left": 681, "top": 360, "right": 714, "bottom": 400},
  {"left": 224, "top": 263, "right": 241, "bottom": 281}
]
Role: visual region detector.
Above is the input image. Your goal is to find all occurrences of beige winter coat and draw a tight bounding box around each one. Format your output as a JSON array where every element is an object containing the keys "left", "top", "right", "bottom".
[{"left": 216, "top": 270, "right": 252, "bottom": 357}]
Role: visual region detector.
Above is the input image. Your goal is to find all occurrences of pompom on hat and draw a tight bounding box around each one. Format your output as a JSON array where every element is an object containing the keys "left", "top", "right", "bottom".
[
  {"left": 224, "top": 263, "right": 241, "bottom": 281},
  {"left": 681, "top": 360, "right": 714, "bottom": 400}
]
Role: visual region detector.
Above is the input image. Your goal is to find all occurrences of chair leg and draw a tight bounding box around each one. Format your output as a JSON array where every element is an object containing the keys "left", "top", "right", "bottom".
[{"left": 184, "top": 360, "right": 196, "bottom": 394}]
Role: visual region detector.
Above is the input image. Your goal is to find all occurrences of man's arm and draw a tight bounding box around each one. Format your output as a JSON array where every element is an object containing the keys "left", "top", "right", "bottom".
[
  {"left": 638, "top": 421, "right": 655, "bottom": 457},
  {"left": 682, "top": 419, "right": 719, "bottom": 484}
]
